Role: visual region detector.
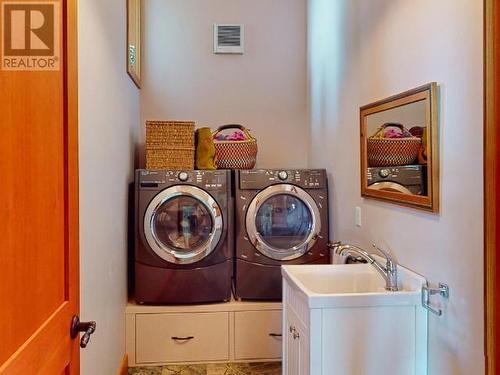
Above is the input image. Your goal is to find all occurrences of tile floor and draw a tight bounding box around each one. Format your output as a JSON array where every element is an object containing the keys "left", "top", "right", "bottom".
[{"left": 128, "top": 362, "right": 281, "bottom": 375}]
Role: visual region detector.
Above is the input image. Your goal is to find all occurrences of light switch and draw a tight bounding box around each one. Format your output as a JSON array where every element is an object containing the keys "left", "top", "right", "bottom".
[{"left": 355, "top": 206, "right": 362, "bottom": 227}]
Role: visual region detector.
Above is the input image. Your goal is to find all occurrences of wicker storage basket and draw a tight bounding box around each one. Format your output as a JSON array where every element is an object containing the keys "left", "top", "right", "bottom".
[
  {"left": 146, "top": 120, "right": 195, "bottom": 170},
  {"left": 213, "top": 124, "right": 258, "bottom": 170},
  {"left": 367, "top": 123, "right": 421, "bottom": 167}
]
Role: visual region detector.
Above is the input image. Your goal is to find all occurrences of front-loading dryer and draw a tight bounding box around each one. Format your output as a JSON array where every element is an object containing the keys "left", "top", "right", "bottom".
[
  {"left": 135, "top": 169, "right": 233, "bottom": 304},
  {"left": 235, "top": 169, "right": 329, "bottom": 301}
]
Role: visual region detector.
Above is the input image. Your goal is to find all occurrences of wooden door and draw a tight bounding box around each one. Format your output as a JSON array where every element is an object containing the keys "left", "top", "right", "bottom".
[
  {"left": 0, "top": 0, "right": 80, "bottom": 373},
  {"left": 485, "top": 0, "right": 500, "bottom": 374}
]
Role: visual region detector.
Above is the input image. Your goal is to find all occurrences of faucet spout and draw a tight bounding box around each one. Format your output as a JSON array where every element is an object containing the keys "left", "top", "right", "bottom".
[{"left": 329, "top": 242, "right": 399, "bottom": 291}]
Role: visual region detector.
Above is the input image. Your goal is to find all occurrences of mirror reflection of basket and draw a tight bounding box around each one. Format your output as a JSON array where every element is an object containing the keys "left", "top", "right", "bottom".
[
  {"left": 367, "top": 123, "right": 421, "bottom": 167},
  {"left": 213, "top": 124, "right": 258, "bottom": 169}
]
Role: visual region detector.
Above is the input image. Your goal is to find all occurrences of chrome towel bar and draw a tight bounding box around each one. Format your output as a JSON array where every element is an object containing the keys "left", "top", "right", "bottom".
[{"left": 421, "top": 283, "right": 449, "bottom": 316}]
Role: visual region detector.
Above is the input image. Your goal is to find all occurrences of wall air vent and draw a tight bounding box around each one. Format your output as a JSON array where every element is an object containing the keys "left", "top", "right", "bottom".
[{"left": 213, "top": 24, "right": 244, "bottom": 54}]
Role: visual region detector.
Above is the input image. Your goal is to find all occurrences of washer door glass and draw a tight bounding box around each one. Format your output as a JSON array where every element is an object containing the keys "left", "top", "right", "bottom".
[
  {"left": 144, "top": 185, "right": 223, "bottom": 264},
  {"left": 153, "top": 196, "right": 213, "bottom": 251},
  {"left": 255, "top": 194, "right": 312, "bottom": 249},
  {"left": 246, "top": 184, "right": 321, "bottom": 261}
]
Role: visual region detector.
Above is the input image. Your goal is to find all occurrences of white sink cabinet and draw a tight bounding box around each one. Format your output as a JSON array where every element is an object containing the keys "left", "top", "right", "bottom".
[{"left": 282, "top": 263, "right": 428, "bottom": 375}]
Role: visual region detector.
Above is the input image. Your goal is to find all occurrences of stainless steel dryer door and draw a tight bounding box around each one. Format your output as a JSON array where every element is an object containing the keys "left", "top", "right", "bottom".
[
  {"left": 144, "top": 185, "right": 223, "bottom": 264},
  {"left": 246, "top": 184, "right": 321, "bottom": 261}
]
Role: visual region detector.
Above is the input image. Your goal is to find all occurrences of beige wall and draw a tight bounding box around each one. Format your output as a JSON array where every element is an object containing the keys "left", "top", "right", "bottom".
[
  {"left": 308, "top": 0, "right": 483, "bottom": 373},
  {"left": 140, "top": 0, "right": 309, "bottom": 168},
  {"left": 78, "top": 0, "right": 139, "bottom": 373}
]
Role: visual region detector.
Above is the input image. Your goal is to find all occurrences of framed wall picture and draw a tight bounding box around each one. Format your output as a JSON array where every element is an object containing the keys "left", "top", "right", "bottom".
[{"left": 127, "top": 0, "right": 141, "bottom": 88}]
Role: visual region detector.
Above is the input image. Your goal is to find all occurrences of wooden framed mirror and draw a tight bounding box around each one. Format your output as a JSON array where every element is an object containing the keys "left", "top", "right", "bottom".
[
  {"left": 360, "top": 83, "right": 439, "bottom": 212},
  {"left": 127, "top": 0, "right": 141, "bottom": 88}
]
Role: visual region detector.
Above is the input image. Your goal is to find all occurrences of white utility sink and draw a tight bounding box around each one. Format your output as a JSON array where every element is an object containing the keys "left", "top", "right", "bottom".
[
  {"left": 282, "top": 261, "right": 426, "bottom": 309},
  {"left": 281, "top": 262, "right": 428, "bottom": 375}
]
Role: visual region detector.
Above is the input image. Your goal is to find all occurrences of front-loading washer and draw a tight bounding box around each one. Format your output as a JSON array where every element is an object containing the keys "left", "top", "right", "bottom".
[
  {"left": 234, "top": 169, "right": 329, "bottom": 301},
  {"left": 135, "top": 169, "right": 233, "bottom": 304}
]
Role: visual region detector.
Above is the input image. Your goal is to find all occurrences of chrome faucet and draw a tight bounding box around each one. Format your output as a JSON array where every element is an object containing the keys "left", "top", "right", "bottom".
[{"left": 329, "top": 242, "right": 399, "bottom": 291}]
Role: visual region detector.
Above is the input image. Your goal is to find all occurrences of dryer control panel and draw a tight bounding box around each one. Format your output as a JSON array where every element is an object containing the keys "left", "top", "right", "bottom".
[
  {"left": 239, "top": 169, "right": 326, "bottom": 189},
  {"left": 137, "top": 170, "right": 229, "bottom": 191}
]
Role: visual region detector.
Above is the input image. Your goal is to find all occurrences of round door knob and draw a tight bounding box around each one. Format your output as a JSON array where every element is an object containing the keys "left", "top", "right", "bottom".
[
  {"left": 278, "top": 171, "right": 288, "bottom": 181},
  {"left": 379, "top": 169, "right": 390, "bottom": 178},
  {"left": 178, "top": 172, "right": 189, "bottom": 181}
]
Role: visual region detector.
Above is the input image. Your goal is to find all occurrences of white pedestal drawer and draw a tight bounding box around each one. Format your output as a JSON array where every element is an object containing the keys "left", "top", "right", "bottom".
[
  {"left": 234, "top": 310, "right": 282, "bottom": 360},
  {"left": 126, "top": 300, "right": 283, "bottom": 367},
  {"left": 136, "top": 312, "right": 230, "bottom": 364}
]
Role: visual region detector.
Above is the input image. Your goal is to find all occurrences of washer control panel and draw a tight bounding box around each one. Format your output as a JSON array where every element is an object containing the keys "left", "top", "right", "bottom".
[
  {"left": 239, "top": 169, "right": 326, "bottom": 189},
  {"left": 138, "top": 170, "right": 228, "bottom": 190},
  {"left": 367, "top": 165, "right": 423, "bottom": 185}
]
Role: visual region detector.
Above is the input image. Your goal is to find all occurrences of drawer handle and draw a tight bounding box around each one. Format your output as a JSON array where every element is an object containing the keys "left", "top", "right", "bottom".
[
  {"left": 269, "top": 333, "right": 282, "bottom": 338},
  {"left": 171, "top": 336, "right": 194, "bottom": 341}
]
